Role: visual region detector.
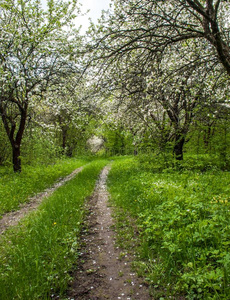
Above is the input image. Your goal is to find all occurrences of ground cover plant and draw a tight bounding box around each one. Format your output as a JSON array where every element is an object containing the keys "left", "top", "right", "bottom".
[
  {"left": 108, "top": 155, "right": 230, "bottom": 299},
  {"left": 0, "top": 159, "right": 108, "bottom": 299},
  {"left": 0, "top": 157, "right": 91, "bottom": 216}
]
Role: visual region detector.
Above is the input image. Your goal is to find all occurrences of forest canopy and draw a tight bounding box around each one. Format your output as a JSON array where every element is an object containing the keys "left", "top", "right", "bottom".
[{"left": 0, "top": 0, "right": 229, "bottom": 171}]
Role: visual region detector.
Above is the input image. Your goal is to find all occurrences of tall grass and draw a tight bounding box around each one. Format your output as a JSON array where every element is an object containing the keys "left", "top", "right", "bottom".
[
  {"left": 0, "top": 157, "right": 91, "bottom": 215},
  {"left": 108, "top": 156, "right": 230, "bottom": 299},
  {"left": 0, "top": 159, "right": 108, "bottom": 299}
]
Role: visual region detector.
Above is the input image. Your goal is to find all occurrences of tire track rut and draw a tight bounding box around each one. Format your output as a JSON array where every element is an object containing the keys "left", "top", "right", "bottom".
[
  {"left": 67, "top": 165, "right": 150, "bottom": 300},
  {"left": 0, "top": 166, "right": 83, "bottom": 235}
]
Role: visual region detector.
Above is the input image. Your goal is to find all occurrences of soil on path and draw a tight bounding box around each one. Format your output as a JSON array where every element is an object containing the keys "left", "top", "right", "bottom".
[
  {"left": 0, "top": 167, "right": 83, "bottom": 235},
  {"left": 66, "top": 166, "right": 151, "bottom": 300}
]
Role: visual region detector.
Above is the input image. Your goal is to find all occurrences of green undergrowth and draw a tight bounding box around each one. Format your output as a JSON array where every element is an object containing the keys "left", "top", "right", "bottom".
[
  {"left": 108, "top": 156, "right": 230, "bottom": 299},
  {"left": 0, "top": 159, "right": 108, "bottom": 299},
  {"left": 0, "top": 157, "right": 92, "bottom": 216}
]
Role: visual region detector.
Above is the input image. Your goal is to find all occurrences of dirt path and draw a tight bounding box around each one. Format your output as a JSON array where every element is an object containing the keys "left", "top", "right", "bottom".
[
  {"left": 66, "top": 166, "right": 151, "bottom": 300},
  {"left": 0, "top": 166, "right": 83, "bottom": 235}
]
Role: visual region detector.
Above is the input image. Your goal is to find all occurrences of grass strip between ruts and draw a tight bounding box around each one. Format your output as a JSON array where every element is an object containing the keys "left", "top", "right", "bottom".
[
  {"left": 0, "top": 159, "right": 108, "bottom": 300},
  {"left": 0, "top": 158, "right": 90, "bottom": 216}
]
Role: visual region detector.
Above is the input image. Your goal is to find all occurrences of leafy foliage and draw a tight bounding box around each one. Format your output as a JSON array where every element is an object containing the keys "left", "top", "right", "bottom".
[
  {"left": 0, "top": 0, "right": 82, "bottom": 171},
  {"left": 88, "top": 0, "right": 230, "bottom": 160},
  {"left": 108, "top": 156, "right": 230, "bottom": 298}
]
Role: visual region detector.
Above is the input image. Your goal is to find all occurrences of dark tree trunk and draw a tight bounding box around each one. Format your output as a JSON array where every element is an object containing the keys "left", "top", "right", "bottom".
[
  {"left": 173, "top": 134, "right": 185, "bottom": 160},
  {"left": 0, "top": 99, "right": 27, "bottom": 172},
  {"left": 203, "top": 122, "right": 215, "bottom": 153},
  {"left": 66, "top": 146, "right": 73, "bottom": 157},
  {"left": 61, "top": 126, "right": 68, "bottom": 153},
  {"left": 134, "top": 148, "right": 138, "bottom": 156},
  {"left": 204, "top": 126, "right": 211, "bottom": 153},
  {"left": 12, "top": 144, "right": 21, "bottom": 172}
]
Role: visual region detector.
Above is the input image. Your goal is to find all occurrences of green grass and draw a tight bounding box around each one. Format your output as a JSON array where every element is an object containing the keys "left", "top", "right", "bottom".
[
  {"left": 0, "top": 157, "right": 91, "bottom": 216},
  {"left": 108, "top": 156, "right": 230, "bottom": 299},
  {"left": 0, "top": 159, "right": 108, "bottom": 299}
]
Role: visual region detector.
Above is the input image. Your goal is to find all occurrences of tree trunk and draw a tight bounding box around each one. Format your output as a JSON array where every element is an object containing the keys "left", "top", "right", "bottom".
[
  {"left": 134, "top": 148, "right": 138, "bottom": 156},
  {"left": 173, "top": 134, "right": 185, "bottom": 160},
  {"left": 0, "top": 102, "right": 27, "bottom": 172},
  {"left": 12, "top": 144, "right": 21, "bottom": 172},
  {"left": 61, "top": 126, "right": 68, "bottom": 153},
  {"left": 66, "top": 146, "right": 73, "bottom": 157},
  {"left": 204, "top": 126, "right": 211, "bottom": 153}
]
